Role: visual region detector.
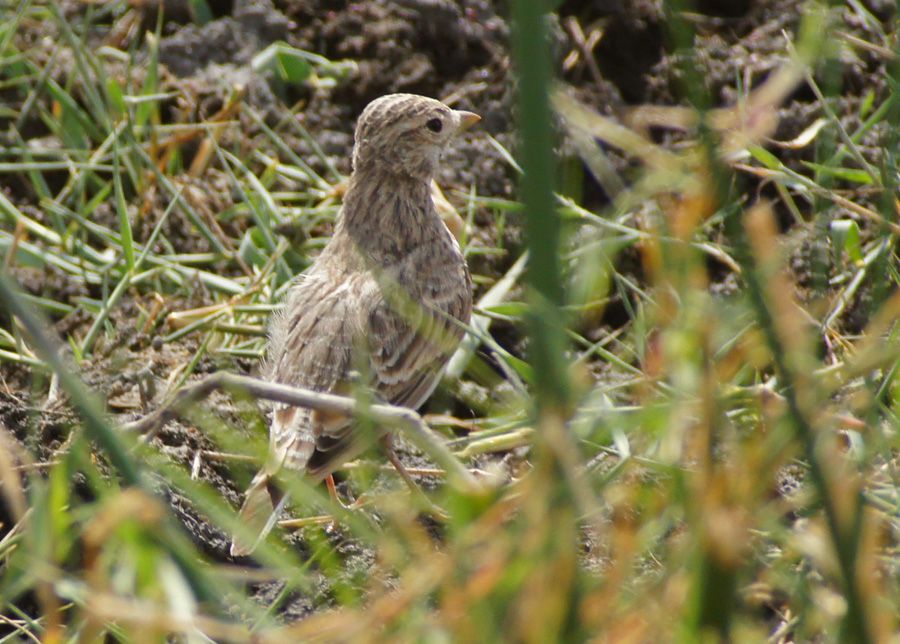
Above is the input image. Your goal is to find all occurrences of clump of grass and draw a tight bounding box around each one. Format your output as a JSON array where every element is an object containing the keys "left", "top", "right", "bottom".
[{"left": 1, "top": 0, "right": 899, "bottom": 642}]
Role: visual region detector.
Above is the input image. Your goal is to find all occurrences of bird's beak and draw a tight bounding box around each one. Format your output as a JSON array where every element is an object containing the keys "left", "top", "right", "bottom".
[{"left": 456, "top": 110, "right": 481, "bottom": 131}]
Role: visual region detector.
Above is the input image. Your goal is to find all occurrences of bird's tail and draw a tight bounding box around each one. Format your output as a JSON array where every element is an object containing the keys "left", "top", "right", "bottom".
[{"left": 230, "top": 471, "right": 289, "bottom": 557}]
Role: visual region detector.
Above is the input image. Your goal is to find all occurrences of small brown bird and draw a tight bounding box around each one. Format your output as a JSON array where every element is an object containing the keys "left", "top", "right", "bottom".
[{"left": 231, "top": 94, "right": 478, "bottom": 556}]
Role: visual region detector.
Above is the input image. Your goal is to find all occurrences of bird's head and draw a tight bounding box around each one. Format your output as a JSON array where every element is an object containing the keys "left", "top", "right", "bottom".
[{"left": 351, "top": 94, "right": 479, "bottom": 182}]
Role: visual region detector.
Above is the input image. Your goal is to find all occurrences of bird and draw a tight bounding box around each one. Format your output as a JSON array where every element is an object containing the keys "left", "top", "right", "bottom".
[{"left": 230, "top": 94, "right": 478, "bottom": 556}]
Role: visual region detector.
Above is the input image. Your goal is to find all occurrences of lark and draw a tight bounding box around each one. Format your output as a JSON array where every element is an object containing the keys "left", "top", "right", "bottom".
[{"left": 231, "top": 94, "right": 478, "bottom": 556}]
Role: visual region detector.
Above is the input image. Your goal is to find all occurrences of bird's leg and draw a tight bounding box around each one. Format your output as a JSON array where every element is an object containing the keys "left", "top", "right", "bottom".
[
  {"left": 383, "top": 434, "right": 448, "bottom": 520},
  {"left": 383, "top": 434, "right": 423, "bottom": 493},
  {"left": 325, "top": 473, "right": 348, "bottom": 508},
  {"left": 325, "top": 473, "right": 368, "bottom": 511}
]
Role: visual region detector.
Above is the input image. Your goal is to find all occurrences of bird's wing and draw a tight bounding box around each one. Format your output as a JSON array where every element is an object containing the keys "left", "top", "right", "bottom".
[
  {"left": 232, "top": 273, "right": 359, "bottom": 556},
  {"left": 367, "top": 258, "right": 472, "bottom": 409},
  {"left": 266, "top": 275, "right": 359, "bottom": 476},
  {"left": 303, "top": 271, "right": 470, "bottom": 478}
]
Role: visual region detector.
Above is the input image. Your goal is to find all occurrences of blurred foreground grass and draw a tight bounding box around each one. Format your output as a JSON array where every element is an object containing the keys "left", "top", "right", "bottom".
[{"left": 1, "top": 0, "right": 899, "bottom": 641}]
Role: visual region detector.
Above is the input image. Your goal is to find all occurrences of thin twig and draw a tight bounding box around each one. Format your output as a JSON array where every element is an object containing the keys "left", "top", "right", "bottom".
[{"left": 122, "top": 372, "right": 481, "bottom": 492}]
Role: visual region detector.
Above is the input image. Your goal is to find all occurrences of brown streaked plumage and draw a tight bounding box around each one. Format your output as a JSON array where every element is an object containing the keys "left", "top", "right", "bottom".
[{"left": 230, "top": 94, "right": 477, "bottom": 556}]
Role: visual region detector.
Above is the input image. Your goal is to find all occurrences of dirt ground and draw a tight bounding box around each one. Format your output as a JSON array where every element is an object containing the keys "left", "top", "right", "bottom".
[{"left": 2, "top": 0, "right": 897, "bottom": 624}]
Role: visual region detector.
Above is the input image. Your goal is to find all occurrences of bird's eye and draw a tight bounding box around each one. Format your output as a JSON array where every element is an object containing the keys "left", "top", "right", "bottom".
[{"left": 426, "top": 118, "right": 443, "bottom": 133}]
